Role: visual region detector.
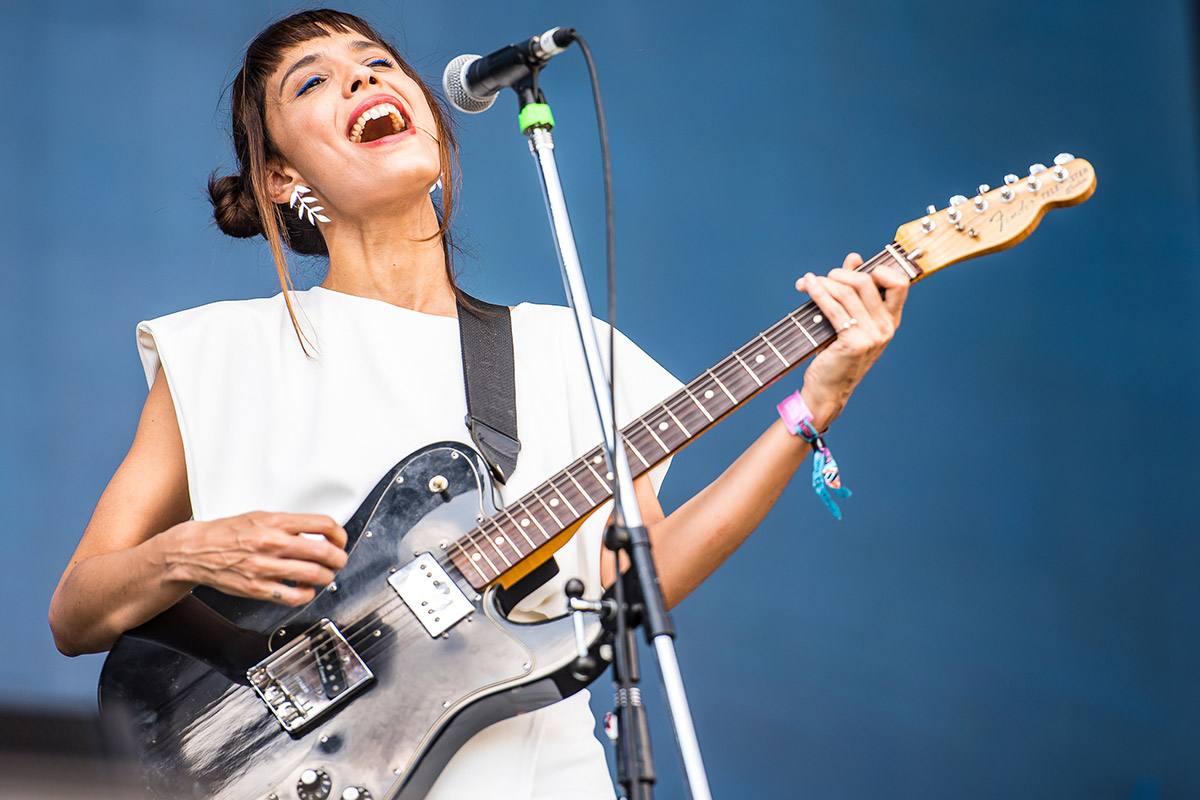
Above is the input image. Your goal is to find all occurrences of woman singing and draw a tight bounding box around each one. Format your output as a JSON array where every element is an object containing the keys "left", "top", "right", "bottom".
[{"left": 49, "top": 9, "right": 908, "bottom": 799}]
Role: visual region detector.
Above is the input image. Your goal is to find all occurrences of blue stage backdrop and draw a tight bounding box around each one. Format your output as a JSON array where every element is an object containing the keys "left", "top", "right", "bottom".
[{"left": 1, "top": 1, "right": 1197, "bottom": 798}]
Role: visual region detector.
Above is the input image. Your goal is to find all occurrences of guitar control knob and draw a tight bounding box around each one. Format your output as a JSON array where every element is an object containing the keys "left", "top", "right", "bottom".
[
  {"left": 297, "top": 768, "right": 332, "bottom": 800},
  {"left": 341, "top": 788, "right": 373, "bottom": 800}
]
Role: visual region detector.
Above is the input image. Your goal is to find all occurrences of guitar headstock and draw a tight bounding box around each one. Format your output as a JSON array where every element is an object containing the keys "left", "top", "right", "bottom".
[{"left": 895, "top": 154, "right": 1096, "bottom": 280}]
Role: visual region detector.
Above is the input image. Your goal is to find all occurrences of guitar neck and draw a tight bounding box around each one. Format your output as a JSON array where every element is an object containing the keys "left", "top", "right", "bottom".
[{"left": 449, "top": 245, "right": 922, "bottom": 589}]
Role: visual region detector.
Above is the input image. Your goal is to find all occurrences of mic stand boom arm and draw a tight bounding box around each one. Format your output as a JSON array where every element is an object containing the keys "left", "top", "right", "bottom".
[{"left": 515, "top": 79, "right": 714, "bottom": 800}]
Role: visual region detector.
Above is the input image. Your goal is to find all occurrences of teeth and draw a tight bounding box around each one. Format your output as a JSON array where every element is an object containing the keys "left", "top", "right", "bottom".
[{"left": 348, "top": 102, "right": 408, "bottom": 144}]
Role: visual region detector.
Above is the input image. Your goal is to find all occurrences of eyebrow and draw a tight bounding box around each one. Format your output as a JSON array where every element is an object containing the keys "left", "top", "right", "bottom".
[{"left": 278, "top": 40, "right": 388, "bottom": 96}]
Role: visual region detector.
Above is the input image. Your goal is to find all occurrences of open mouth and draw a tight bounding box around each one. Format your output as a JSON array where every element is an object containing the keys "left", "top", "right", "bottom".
[{"left": 348, "top": 101, "right": 409, "bottom": 144}]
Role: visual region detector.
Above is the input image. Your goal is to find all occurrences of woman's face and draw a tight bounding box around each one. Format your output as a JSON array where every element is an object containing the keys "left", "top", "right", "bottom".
[{"left": 264, "top": 30, "right": 442, "bottom": 216}]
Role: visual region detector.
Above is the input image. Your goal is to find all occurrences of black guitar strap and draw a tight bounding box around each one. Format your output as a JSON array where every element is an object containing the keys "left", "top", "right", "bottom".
[{"left": 457, "top": 295, "right": 521, "bottom": 485}]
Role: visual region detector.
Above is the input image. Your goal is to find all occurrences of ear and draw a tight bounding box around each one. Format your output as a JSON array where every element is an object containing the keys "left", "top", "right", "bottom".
[{"left": 266, "top": 163, "right": 306, "bottom": 206}]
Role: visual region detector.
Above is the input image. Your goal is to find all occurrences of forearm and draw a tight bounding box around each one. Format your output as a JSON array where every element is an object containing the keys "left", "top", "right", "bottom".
[
  {"left": 49, "top": 531, "right": 195, "bottom": 656},
  {"left": 650, "top": 418, "right": 809, "bottom": 608}
]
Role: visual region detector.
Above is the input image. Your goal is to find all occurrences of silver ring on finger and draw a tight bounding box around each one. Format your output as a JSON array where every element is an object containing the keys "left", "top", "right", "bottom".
[
  {"left": 839, "top": 318, "right": 858, "bottom": 331},
  {"left": 272, "top": 590, "right": 282, "bottom": 600}
]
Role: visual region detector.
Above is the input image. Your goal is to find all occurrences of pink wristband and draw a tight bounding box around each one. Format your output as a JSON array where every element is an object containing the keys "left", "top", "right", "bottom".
[{"left": 777, "top": 390, "right": 818, "bottom": 438}]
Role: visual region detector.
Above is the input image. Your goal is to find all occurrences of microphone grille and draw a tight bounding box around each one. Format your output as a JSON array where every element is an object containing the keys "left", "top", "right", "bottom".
[{"left": 442, "top": 54, "right": 495, "bottom": 114}]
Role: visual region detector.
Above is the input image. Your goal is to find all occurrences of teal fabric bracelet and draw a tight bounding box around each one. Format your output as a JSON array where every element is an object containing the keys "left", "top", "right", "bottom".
[{"left": 776, "top": 390, "right": 852, "bottom": 519}]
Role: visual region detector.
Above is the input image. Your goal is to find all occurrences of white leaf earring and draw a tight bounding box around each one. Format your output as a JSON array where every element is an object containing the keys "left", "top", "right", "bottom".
[
  {"left": 430, "top": 176, "right": 443, "bottom": 194},
  {"left": 289, "top": 186, "right": 331, "bottom": 225}
]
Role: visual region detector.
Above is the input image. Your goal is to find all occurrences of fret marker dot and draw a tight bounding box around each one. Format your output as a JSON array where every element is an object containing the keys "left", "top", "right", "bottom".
[
  {"left": 658, "top": 421, "right": 669, "bottom": 431},
  {"left": 813, "top": 314, "right": 823, "bottom": 323},
  {"left": 521, "top": 519, "right": 530, "bottom": 527},
  {"left": 550, "top": 498, "right": 560, "bottom": 507},
  {"left": 471, "top": 553, "right": 481, "bottom": 561},
  {"left": 755, "top": 354, "right": 766, "bottom": 364},
  {"left": 494, "top": 536, "right": 504, "bottom": 545},
  {"left": 704, "top": 390, "right": 715, "bottom": 400},
  {"left": 606, "top": 472, "right": 614, "bottom": 480}
]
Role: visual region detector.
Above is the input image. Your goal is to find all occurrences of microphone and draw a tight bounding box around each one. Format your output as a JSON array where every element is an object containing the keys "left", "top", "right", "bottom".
[{"left": 442, "top": 27, "right": 576, "bottom": 114}]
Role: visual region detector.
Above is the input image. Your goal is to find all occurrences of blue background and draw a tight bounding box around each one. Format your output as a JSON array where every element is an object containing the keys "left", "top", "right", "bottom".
[{"left": 2, "top": 1, "right": 1197, "bottom": 797}]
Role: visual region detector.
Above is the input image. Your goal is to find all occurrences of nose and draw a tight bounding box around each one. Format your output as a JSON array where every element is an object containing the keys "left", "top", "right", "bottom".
[{"left": 345, "top": 67, "right": 379, "bottom": 96}]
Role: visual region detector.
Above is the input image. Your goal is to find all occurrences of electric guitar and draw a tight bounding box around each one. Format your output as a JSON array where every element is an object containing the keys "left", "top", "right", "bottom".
[{"left": 99, "top": 156, "right": 1097, "bottom": 800}]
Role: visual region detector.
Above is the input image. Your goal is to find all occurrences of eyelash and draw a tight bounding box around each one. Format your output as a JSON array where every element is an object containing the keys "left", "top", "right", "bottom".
[{"left": 295, "top": 58, "right": 395, "bottom": 97}]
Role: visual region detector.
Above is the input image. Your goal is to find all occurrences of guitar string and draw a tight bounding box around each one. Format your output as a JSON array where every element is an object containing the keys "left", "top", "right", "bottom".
[
  {"left": 244, "top": 229, "right": 959, "bottom": 682},
  {"left": 151, "top": 217, "right": 990, "bottom": 722},
  {"left": 232, "top": 223, "right": 978, "bottom": 684}
]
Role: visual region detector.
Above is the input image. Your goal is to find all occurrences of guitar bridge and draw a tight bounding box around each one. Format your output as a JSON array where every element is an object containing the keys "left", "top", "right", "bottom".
[{"left": 247, "top": 619, "right": 374, "bottom": 734}]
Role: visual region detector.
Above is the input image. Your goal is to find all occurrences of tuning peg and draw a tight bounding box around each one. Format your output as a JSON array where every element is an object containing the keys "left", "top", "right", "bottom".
[
  {"left": 946, "top": 195, "right": 967, "bottom": 223},
  {"left": 1025, "top": 164, "right": 1045, "bottom": 192},
  {"left": 973, "top": 185, "right": 990, "bottom": 212},
  {"left": 1053, "top": 153, "right": 1074, "bottom": 166},
  {"left": 1003, "top": 174, "right": 1019, "bottom": 185},
  {"left": 926, "top": 204, "right": 937, "bottom": 216}
]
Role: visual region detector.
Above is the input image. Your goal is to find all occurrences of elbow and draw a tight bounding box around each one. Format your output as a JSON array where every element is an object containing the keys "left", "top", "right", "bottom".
[{"left": 48, "top": 592, "right": 104, "bottom": 657}]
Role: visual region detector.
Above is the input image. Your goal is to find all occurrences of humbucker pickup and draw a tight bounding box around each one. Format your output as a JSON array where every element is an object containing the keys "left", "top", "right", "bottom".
[{"left": 388, "top": 553, "right": 474, "bottom": 638}]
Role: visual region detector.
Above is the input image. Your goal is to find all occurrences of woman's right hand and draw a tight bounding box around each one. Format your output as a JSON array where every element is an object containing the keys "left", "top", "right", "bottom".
[{"left": 160, "top": 511, "right": 348, "bottom": 606}]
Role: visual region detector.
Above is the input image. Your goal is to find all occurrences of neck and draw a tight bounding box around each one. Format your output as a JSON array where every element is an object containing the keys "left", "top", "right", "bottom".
[{"left": 319, "top": 196, "right": 457, "bottom": 317}]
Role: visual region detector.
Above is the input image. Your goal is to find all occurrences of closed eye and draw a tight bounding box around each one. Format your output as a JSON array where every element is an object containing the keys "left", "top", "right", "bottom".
[{"left": 368, "top": 57, "right": 393, "bottom": 68}]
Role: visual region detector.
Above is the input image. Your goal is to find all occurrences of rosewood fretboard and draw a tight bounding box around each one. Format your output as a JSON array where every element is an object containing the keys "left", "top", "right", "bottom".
[{"left": 449, "top": 246, "right": 921, "bottom": 589}]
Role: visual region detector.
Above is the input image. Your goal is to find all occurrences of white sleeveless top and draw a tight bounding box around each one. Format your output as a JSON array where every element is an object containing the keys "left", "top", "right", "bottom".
[{"left": 136, "top": 287, "right": 681, "bottom": 799}]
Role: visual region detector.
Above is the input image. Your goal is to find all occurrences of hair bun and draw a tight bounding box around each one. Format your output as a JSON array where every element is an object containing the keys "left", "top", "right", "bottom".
[{"left": 208, "top": 172, "right": 262, "bottom": 238}]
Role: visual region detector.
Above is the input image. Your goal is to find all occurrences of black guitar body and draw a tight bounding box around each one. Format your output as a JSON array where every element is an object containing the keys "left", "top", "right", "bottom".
[{"left": 99, "top": 442, "right": 608, "bottom": 800}]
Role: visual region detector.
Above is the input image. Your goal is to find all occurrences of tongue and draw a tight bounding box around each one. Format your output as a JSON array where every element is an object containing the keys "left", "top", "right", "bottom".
[{"left": 360, "top": 116, "right": 395, "bottom": 143}]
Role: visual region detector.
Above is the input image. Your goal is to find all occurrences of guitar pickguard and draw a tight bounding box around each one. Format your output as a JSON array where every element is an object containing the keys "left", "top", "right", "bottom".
[{"left": 99, "top": 442, "right": 604, "bottom": 800}]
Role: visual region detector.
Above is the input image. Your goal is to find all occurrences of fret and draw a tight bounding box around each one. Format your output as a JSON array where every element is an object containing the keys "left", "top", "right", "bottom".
[
  {"left": 452, "top": 540, "right": 490, "bottom": 583},
  {"left": 662, "top": 402, "right": 692, "bottom": 438},
  {"left": 732, "top": 351, "right": 764, "bottom": 387},
  {"left": 548, "top": 481, "right": 579, "bottom": 516},
  {"left": 788, "top": 311, "right": 818, "bottom": 347},
  {"left": 502, "top": 507, "right": 538, "bottom": 549},
  {"left": 471, "top": 538, "right": 502, "bottom": 576},
  {"left": 682, "top": 385, "right": 715, "bottom": 422},
  {"left": 583, "top": 459, "right": 609, "bottom": 487},
  {"left": 706, "top": 368, "right": 737, "bottom": 404},
  {"left": 759, "top": 333, "right": 788, "bottom": 366},
  {"left": 622, "top": 433, "right": 650, "bottom": 468},
  {"left": 516, "top": 499, "right": 551, "bottom": 539},
  {"left": 482, "top": 524, "right": 515, "bottom": 567},
  {"left": 533, "top": 489, "right": 565, "bottom": 526},
  {"left": 638, "top": 417, "right": 670, "bottom": 453},
  {"left": 565, "top": 470, "right": 596, "bottom": 506}
]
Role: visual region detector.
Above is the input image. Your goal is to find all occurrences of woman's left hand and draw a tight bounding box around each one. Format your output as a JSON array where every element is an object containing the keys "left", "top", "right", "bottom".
[{"left": 796, "top": 252, "right": 909, "bottom": 431}]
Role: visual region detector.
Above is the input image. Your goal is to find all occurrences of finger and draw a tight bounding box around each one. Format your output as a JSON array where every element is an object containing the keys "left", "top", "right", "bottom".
[
  {"left": 813, "top": 272, "right": 874, "bottom": 331},
  {"left": 239, "top": 525, "right": 349, "bottom": 570},
  {"left": 826, "top": 268, "right": 885, "bottom": 319},
  {"left": 267, "top": 513, "right": 348, "bottom": 548},
  {"left": 800, "top": 272, "right": 858, "bottom": 332},
  {"left": 252, "top": 555, "right": 339, "bottom": 588},
  {"left": 841, "top": 252, "right": 864, "bottom": 270},
  {"left": 251, "top": 579, "right": 317, "bottom": 607},
  {"left": 871, "top": 263, "right": 910, "bottom": 319}
]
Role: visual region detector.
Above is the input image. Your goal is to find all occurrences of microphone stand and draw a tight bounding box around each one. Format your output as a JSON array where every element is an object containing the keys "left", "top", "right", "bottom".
[{"left": 513, "top": 78, "right": 714, "bottom": 800}]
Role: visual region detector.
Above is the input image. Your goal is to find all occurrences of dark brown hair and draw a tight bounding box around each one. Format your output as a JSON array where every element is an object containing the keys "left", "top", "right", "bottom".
[{"left": 207, "top": 9, "right": 464, "bottom": 346}]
